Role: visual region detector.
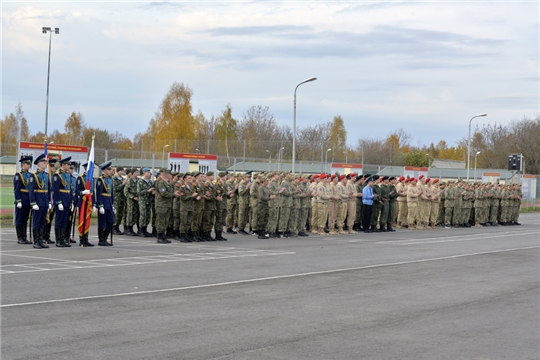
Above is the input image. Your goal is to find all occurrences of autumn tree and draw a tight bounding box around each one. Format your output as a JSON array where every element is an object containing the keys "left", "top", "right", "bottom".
[
  {"left": 215, "top": 104, "right": 237, "bottom": 161},
  {"left": 64, "top": 112, "right": 86, "bottom": 145},
  {"left": 148, "top": 82, "right": 196, "bottom": 153},
  {"left": 328, "top": 115, "right": 347, "bottom": 162}
]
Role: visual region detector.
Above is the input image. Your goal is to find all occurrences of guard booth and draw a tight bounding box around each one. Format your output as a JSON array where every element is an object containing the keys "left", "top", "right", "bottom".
[{"left": 167, "top": 152, "right": 218, "bottom": 174}]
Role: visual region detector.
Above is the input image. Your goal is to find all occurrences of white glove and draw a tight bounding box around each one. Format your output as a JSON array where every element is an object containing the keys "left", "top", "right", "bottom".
[
  {"left": 92, "top": 207, "right": 97, "bottom": 214},
  {"left": 48, "top": 204, "right": 52, "bottom": 211},
  {"left": 82, "top": 189, "right": 90, "bottom": 195},
  {"left": 99, "top": 207, "right": 105, "bottom": 215},
  {"left": 58, "top": 204, "right": 64, "bottom": 211},
  {"left": 32, "top": 204, "right": 39, "bottom": 211},
  {"left": 70, "top": 204, "right": 74, "bottom": 212},
  {"left": 112, "top": 206, "right": 115, "bottom": 213},
  {"left": 16, "top": 202, "right": 22, "bottom": 209}
]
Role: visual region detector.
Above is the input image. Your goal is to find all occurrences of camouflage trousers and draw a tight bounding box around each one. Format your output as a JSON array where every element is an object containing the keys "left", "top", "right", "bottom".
[
  {"left": 380, "top": 202, "right": 389, "bottom": 224},
  {"left": 298, "top": 207, "right": 309, "bottom": 232},
  {"left": 202, "top": 209, "right": 215, "bottom": 233},
  {"left": 238, "top": 202, "right": 250, "bottom": 230},
  {"left": 214, "top": 207, "right": 227, "bottom": 233},
  {"left": 288, "top": 207, "right": 299, "bottom": 234},
  {"left": 125, "top": 199, "right": 139, "bottom": 227},
  {"left": 250, "top": 201, "right": 259, "bottom": 232},
  {"left": 430, "top": 203, "right": 439, "bottom": 225},
  {"left": 371, "top": 205, "right": 381, "bottom": 226},
  {"left": 444, "top": 206, "right": 454, "bottom": 225},
  {"left": 355, "top": 201, "right": 363, "bottom": 226},
  {"left": 226, "top": 202, "right": 237, "bottom": 229},
  {"left": 267, "top": 206, "right": 279, "bottom": 233},
  {"left": 139, "top": 200, "right": 152, "bottom": 227},
  {"left": 173, "top": 204, "right": 180, "bottom": 231},
  {"left": 256, "top": 203, "right": 269, "bottom": 232},
  {"left": 278, "top": 206, "right": 291, "bottom": 232},
  {"left": 155, "top": 206, "right": 171, "bottom": 233},
  {"left": 191, "top": 207, "right": 203, "bottom": 232},
  {"left": 180, "top": 210, "right": 193, "bottom": 234},
  {"left": 114, "top": 199, "right": 126, "bottom": 226}
]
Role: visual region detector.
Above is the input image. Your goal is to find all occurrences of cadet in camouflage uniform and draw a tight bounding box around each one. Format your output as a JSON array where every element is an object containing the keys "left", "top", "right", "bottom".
[
  {"left": 461, "top": 182, "right": 474, "bottom": 227},
  {"left": 309, "top": 175, "right": 320, "bottom": 234},
  {"left": 474, "top": 182, "right": 484, "bottom": 226},
  {"left": 287, "top": 175, "right": 301, "bottom": 237},
  {"left": 191, "top": 172, "right": 205, "bottom": 241},
  {"left": 112, "top": 166, "right": 127, "bottom": 235},
  {"left": 277, "top": 172, "right": 293, "bottom": 237},
  {"left": 249, "top": 174, "right": 261, "bottom": 234},
  {"left": 444, "top": 181, "right": 456, "bottom": 228},
  {"left": 370, "top": 176, "right": 383, "bottom": 231},
  {"left": 267, "top": 172, "right": 281, "bottom": 237},
  {"left": 124, "top": 168, "right": 140, "bottom": 236},
  {"left": 154, "top": 169, "right": 175, "bottom": 243},
  {"left": 171, "top": 172, "right": 182, "bottom": 239},
  {"left": 437, "top": 182, "right": 446, "bottom": 226},
  {"left": 298, "top": 176, "right": 310, "bottom": 237},
  {"left": 256, "top": 176, "right": 271, "bottom": 239},
  {"left": 237, "top": 174, "right": 251, "bottom": 234},
  {"left": 490, "top": 183, "right": 501, "bottom": 226},
  {"left": 225, "top": 173, "right": 238, "bottom": 233},
  {"left": 213, "top": 172, "right": 228, "bottom": 241},
  {"left": 136, "top": 167, "right": 154, "bottom": 237},
  {"left": 387, "top": 176, "right": 398, "bottom": 231},
  {"left": 378, "top": 176, "right": 390, "bottom": 232},
  {"left": 178, "top": 173, "right": 196, "bottom": 242},
  {"left": 201, "top": 171, "right": 218, "bottom": 241}
]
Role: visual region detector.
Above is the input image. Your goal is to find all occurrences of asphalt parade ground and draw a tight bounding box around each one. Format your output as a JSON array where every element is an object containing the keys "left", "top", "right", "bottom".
[{"left": 2, "top": 214, "right": 539, "bottom": 360}]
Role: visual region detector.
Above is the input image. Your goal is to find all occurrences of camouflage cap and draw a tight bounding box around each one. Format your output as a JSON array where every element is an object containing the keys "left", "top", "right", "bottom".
[{"left": 161, "top": 168, "right": 171, "bottom": 174}]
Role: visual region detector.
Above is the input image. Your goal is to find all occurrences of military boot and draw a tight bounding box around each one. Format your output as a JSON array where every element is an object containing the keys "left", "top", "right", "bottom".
[
  {"left": 103, "top": 229, "right": 113, "bottom": 246},
  {"left": 347, "top": 226, "right": 357, "bottom": 234},
  {"left": 21, "top": 225, "right": 31, "bottom": 244},
  {"left": 33, "top": 229, "right": 45, "bottom": 249},
  {"left": 62, "top": 228, "right": 72, "bottom": 247},
  {"left": 386, "top": 223, "right": 396, "bottom": 232},
  {"left": 112, "top": 225, "right": 123, "bottom": 235},
  {"left": 157, "top": 233, "right": 170, "bottom": 244},
  {"left": 16, "top": 226, "right": 27, "bottom": 244}
]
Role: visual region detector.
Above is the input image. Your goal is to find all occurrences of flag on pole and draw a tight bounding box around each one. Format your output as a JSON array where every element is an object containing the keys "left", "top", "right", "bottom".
[{"left": 78, "top": 136, "right": 95, "bottom": 236}]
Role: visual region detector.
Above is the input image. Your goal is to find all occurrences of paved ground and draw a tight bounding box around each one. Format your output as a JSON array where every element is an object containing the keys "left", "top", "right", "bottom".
[{"left": 2, "top": 214, "right": 539, "bottom": 360}]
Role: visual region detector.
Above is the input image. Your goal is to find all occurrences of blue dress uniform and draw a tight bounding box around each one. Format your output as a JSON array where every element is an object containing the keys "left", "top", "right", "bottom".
[
  {"left": 52, "top": 156, "right": 73, "bottom": 247},
  {"left": 75, "top": 163, "right": 95, "bottom": 247},
  {"left": 14, "top": 156, "right": 33, "bottom": 244},
  {"left": 28, "top": 154, "right": 51, "bottom": 249},
  {"left": 44, "top": 159, "right": 58, "bottom": 244},
  {"left": 95, "top": 162, "right": 114, "bottom": 246},
  {"left": 65, "top": 161, "right": 78, "bottom": 244}
]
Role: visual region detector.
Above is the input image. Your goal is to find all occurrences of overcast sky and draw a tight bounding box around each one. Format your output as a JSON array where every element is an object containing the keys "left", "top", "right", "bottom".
[{"left": 3, "top": 1, "right": 539, "bottom": 147}]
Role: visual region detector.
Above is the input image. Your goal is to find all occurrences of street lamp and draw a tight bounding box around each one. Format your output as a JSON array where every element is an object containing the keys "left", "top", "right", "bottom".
[
  {"left": 42, "top": 27, "right": 60, "bottom": 138},
  {"left": 292, "top": 77, "right": 317, "bottom": 174},
  {"left": 128, "top": 147, "right": 134, "bottom": 167},
  {"left": 467, "top": 113, "right": 487, "bottom": 181},
  {"left": 266, "top": 149, "right": 271, "bottom": 172},
  {"left": 325, "top": 148, "right": 332, "bottom": 174},
  {"left": 474, "top": 151, "right": 481, "bottom": 180},
  {"left": 162, "top": 144, "right": 169, "bottom": 167},
  {"left": 278, "top": 147, "right": 284, "bottom": 171}
]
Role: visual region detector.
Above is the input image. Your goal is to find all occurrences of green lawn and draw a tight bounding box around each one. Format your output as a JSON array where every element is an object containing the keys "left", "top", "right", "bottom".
[{"left": 0, "top": 186, "right": 14, "bottom": 209}]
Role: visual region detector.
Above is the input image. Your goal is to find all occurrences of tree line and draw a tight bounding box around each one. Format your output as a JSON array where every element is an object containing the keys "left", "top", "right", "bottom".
[{"left": 2, "top": 81, "right": 539, "bottom": 174}]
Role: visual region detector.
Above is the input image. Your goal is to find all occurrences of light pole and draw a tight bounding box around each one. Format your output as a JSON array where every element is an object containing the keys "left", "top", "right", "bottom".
[
  {"left": 426, "top": 153, "right": 431, "bottom": 168},
  {"left": 467, "top": 113, "right": 487, "bottom": 181},
  {"left": 292, "top": 77, "right": 317, "bottom": 174},
  {"left": 325, "top": 148, "right": 332, "bottom": 174},
  {"left": 474, "top": 151, "right": 481, "bottom": 180},
  {"left": 42, "top": 27, "right": 60, "bottom": 138},
  {"left": 278, "top": 147, "right": 284, "bottom": 171},
  {"left": 162, "top": 144, "right": 169, "bottom": 168},
  {"left": 266, "top": 150, "right": 271, "bottom": 172}
]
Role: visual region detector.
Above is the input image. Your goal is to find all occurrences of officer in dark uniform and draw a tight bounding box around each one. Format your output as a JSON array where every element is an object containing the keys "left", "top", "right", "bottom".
[
  {"left": 52, "top": 156, "right": 73, "bottom": 247},
  {"left": 65, "top": 161, "right": 78, "bottom": 244},
  {"left": 95, "top": 162, "right": 114, "bottom": 246},
  {"left": 28, "top": 153, "right": 51, "bottom": 249},
  {"left": 14, "top": 155, "right": 33, "bottom": 244},
  {"left": 76, "top": 163, "right": 95, "bottom": 247},
  {"left": 44, "top": 158, "right": 57, "bottom": 244}
]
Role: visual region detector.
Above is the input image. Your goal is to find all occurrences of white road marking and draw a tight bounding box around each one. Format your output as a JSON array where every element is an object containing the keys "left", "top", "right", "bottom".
[
  {"left": 395, "top": 231, "right": 540, "bottom": 245},
  {"left": 2, "top": 245, "right": 538, "bottom": 308}
]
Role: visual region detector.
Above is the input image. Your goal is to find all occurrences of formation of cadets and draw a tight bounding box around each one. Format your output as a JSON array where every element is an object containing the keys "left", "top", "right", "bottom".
[{"left": 14, "top": 156, "right": 524, "bottom": 249}]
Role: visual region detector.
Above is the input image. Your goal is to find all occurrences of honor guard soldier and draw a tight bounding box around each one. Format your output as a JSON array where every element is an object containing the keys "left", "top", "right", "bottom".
[
  {"left": 43, "top": 158, "right": 57, "bottom": 244},
  {"left": 28, "top": 154, "right": 51, "bottom": 249},
  {"left": 76, "top": 163, "right": 95, "bottom": 247},
  {"left": 52, "top": 156, "right": 74, "bottom": 247},
  {"left": 95, "top": 162, "right": 114, "bottom": 246},
  {"left": 65, "top": 161, "right": 78, "bottom": 244},
  {"left": 14, "top": 155, "right": 33, "bottom": 244}
]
